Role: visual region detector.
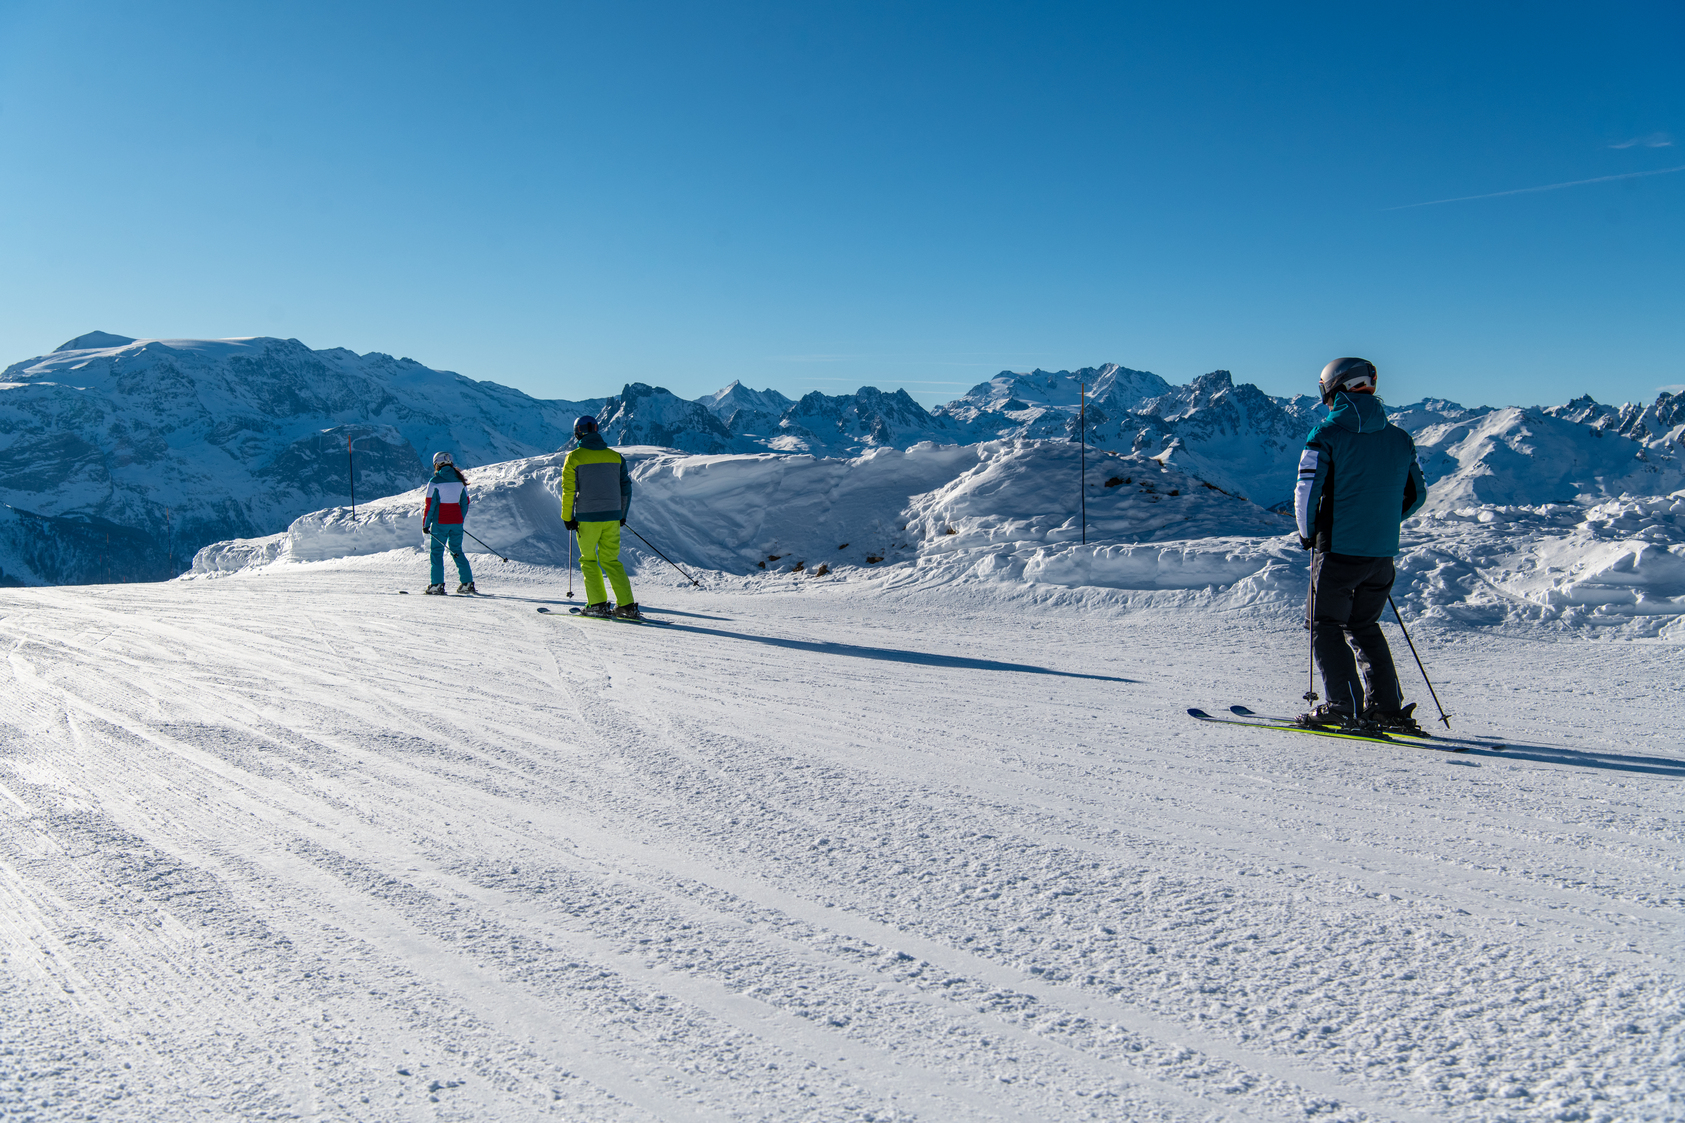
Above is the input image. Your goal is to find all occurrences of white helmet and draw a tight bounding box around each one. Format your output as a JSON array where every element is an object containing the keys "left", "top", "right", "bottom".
[{"left": 432, "top": 451, "right": 454, "bottom": 467}]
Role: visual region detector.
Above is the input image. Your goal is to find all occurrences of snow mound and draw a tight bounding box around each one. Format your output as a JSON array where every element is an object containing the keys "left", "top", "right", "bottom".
[
  {"left": 193, "top": 441, "right": 1685, "bottom": 639},
  {"left": 194, "top": 440, "right": 1292, "bottom": 596},
  {"left": 1395, "top": 491, "right": 1685, "bottom": 636}
]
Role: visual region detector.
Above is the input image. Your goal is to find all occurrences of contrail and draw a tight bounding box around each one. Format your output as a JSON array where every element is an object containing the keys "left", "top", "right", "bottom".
[{"left": 1388, "top": 164, "right": 1685, "bottom": 210}]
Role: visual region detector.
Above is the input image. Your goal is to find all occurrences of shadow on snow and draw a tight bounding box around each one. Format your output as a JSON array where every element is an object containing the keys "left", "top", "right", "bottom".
[{"left": 661, "top": 622, "right": 1137, "bottom": 683}]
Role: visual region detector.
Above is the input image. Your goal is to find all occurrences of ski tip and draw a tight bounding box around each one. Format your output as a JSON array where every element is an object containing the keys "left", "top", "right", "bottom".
[
  {"left": 536, "top": 607, "right": 552, "bottom": 614},
  {"left": 1187, "top": 708, "right": 1212, "bottom": 718},
  {"left": 1229, "top": 705, "right": 1256, "bottom": 716}
]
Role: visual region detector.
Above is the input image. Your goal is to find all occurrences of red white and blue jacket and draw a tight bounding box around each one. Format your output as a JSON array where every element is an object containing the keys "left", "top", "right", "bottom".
[{"left": 422, "top": 468, "right": 470, "bottom": 529}]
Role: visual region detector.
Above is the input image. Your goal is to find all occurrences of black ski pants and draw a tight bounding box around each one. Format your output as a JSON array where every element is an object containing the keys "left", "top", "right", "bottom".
[{"left": 1309, "top": 551, "right": 1403, "bottom": 715}]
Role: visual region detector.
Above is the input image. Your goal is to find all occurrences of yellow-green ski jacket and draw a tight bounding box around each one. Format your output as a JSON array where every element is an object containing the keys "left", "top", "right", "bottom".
[{"left": 562, "top": 435, "right": 632, "bottom": 523}]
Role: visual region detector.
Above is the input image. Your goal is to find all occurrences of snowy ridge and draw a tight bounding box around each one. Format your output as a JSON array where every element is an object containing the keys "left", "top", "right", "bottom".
[
  {"left": 1399, "top": 493, "right": 1685, "bottom": 636},
  {"left": 192, "top": 437, "right": 1685, "bottom": 638},
  {"left": 0, "top": 334, "right": 604, "bottom": 582},
  {"left": 8, "top": 330, "right": 1685, "bottom": 592},
  {"left": 198, "top": 441, "right": 1290, "bottom": 591},
  {"left": 1412, "top": 406, "right": 1685, "bottom": 513}
]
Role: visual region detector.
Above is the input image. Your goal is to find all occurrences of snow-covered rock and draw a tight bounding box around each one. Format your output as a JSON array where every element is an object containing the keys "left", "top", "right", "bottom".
[
  {"left": 696, "top": 380, "right": 796, "bottom": 440},
  {"left": 0, "top": 503, "right": 166, "bottom": 585},
  {"left": 767, "top": 387, "right": 973, "bottom": 455},
  {"left": 1545, "top": 390, "right": 1685, "bottom": 446},
  {"left": 595, "top": 383, "right": 742, "bottom": 454}
]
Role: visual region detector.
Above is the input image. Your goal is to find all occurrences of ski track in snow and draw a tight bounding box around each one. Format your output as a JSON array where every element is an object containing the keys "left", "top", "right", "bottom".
[{"left": 0, "top": 560, "right": 1680, "bottom": 1121}]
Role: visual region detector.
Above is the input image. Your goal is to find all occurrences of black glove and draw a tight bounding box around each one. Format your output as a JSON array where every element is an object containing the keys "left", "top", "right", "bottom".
[
  {"left": 1299, "top": 536, "right": 1315, "bottom": 551},
  {"left": 619, "top": 519, "right": 626, "bottom": 526},
  {"left": 564, "top": 519, "right": 579, "bottom": 531}
]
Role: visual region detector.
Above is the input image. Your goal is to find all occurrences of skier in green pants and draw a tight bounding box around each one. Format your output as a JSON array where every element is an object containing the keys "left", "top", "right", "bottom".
[{"left": 561, "top": 416, "right": 640, "bottom": 619}]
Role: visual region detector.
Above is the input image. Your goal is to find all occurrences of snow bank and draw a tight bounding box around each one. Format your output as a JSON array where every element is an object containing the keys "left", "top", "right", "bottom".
[
  {"left": 193, "top": 440, "right": 1293, "bottom": 595},
  {"left": 1391, "top": 490, "right": 1685, "bottom": 636},
  {"left": 190, "top": 440, "right": 1685, "bottom": 638}
]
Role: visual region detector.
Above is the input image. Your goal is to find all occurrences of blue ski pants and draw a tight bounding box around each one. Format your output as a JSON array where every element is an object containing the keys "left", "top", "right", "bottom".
[{"left": 428, "top": 525, "right": 474, "bottom": 586}]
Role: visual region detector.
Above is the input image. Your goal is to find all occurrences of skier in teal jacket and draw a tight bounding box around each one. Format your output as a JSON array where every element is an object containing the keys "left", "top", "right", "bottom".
[{"left": 1294, "top": 357, "right": 1428, "bottom": 733}]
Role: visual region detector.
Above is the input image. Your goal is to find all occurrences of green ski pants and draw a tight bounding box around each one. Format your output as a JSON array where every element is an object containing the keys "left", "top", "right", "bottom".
[{"left": 577, "top": 520, "right": 634, "bottom": 606}]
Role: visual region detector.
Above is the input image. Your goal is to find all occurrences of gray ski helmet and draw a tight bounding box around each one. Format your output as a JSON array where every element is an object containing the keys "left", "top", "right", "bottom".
[
  {"left": 1319, "top": 357, "right": 1377, "bottom": 405},
  {"left": 432, "top": 451, "right": 454, "bottom": 467},
  {"left": 573, "top": 415, "right": 598, "bottom": 439}
]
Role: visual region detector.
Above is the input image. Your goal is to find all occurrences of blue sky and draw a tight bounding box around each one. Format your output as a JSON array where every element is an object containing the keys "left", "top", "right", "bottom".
[{"left": 0, "top": 1, "right": 1679, "bottom": 409}]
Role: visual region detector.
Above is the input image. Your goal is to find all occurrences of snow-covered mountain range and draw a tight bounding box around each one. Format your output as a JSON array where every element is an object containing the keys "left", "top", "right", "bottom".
[
  {"left": 3, "top": 331, "right": 1682, "bottom": 586},
  {"left": 0, "top": 334, "right": 601, "bottom": 583}
]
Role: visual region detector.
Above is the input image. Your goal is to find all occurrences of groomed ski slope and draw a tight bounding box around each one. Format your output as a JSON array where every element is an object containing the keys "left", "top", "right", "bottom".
[{"left": 1, "top": 555, "right": 1681, "bottom": 1122}]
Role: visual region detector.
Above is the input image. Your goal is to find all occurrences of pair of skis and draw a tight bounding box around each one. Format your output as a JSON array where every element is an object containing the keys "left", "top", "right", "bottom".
[
  {"left": 1188, "top": 706, "right": 1505, "bottom": 753},
  {"left": 536, "top": 606, "right": 669, "bottom": 626}
]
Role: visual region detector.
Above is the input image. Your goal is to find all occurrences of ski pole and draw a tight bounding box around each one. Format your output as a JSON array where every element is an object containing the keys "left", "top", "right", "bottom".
[
  {"left": 623, "top": 524, "right": 701, "bottom": 587},
  {"left": 567, "top": 528, "right": 576, "bottom": 599},
  {"left": 459, "top": 527, "right": 510, "bottom": 563},
  {"left": 426, "top": 529, "right": 481, "bottom": 566},
  {"left": 1303, "top": 549, "right": 1319, "bottom": 707},
  {"left": 424, "top": 526, "right": 502, "bottom": 559},
  {"left": 1388, "top": 594, "right": 1451, "bottom": 729}
]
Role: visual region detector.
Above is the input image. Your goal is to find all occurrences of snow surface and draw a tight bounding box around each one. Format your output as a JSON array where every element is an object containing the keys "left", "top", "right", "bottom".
[{"left": 2, "top": 553, "right": 1680, "bottom": 1121}]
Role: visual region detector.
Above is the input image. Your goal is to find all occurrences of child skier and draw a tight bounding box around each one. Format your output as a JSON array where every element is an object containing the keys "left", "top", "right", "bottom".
[
  {"left": 422, "top": 451, "right": 476, "bottom": 595},
  {"left": 1294, "top": 357, "right": 1428, "bottom": 733},
  {"left": 561, "top": 416, "right": 639, "bottom": 619}
]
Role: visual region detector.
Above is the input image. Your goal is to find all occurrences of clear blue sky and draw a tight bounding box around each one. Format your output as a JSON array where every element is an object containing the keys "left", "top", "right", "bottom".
[{"left": 1, "top": 1, "right": 1679, "bottom": 409}]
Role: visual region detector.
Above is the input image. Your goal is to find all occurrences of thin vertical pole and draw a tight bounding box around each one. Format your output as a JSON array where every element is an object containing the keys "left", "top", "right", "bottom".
[
  {"left": 1079, "top": 380, "right": 1087, "bottom": 545},
  {"left": 348, "top": 441, "right": 357, "bottom": 521},
  {"left": 1303, "top": 550, "right": 1319, "bottom": 707}
]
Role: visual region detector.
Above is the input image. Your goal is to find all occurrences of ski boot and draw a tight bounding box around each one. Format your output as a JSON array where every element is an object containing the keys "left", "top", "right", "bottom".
[
  {"left": 423, "top": 583, "right": 447, "bottom": 595},
  {"left": 1294, "top": 703, "right": 1357, "bottom": 730},
  {"left": 611, "top": 602, "right": 644, "bottom": 621},
  {"left": 1367, "top": 703, "right": 1427, "bottom": 737},
  {"left": 457, "top": 582, "right": 477, "bottom": 595},
  {"left": 580, "top": 601, "right": 612, "bottom": 618}
]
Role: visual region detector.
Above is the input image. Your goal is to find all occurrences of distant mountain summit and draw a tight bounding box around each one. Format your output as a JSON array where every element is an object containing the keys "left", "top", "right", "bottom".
[{"left": 55, "top": 330, "right": 137, "bottom": 351}]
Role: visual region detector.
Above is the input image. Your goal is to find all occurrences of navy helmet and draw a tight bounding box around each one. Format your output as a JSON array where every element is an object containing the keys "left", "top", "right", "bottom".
[{"left": 573, "top": 415, "right": 598, "bottom": 439}]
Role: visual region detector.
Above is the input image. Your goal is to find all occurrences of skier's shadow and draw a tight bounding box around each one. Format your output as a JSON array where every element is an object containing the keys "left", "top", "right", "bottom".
[
  {"left": 660, "top": 622, "right": 1136, "bottom": 683},
  {"left": 1466, "top": 743, "right": 1685, "bottom": 778}
]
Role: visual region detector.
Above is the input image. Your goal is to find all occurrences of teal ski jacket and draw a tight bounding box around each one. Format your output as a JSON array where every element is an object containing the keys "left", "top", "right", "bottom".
[{"left": 1294, "top": 392, "right": 1427, "bottom": 558}]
